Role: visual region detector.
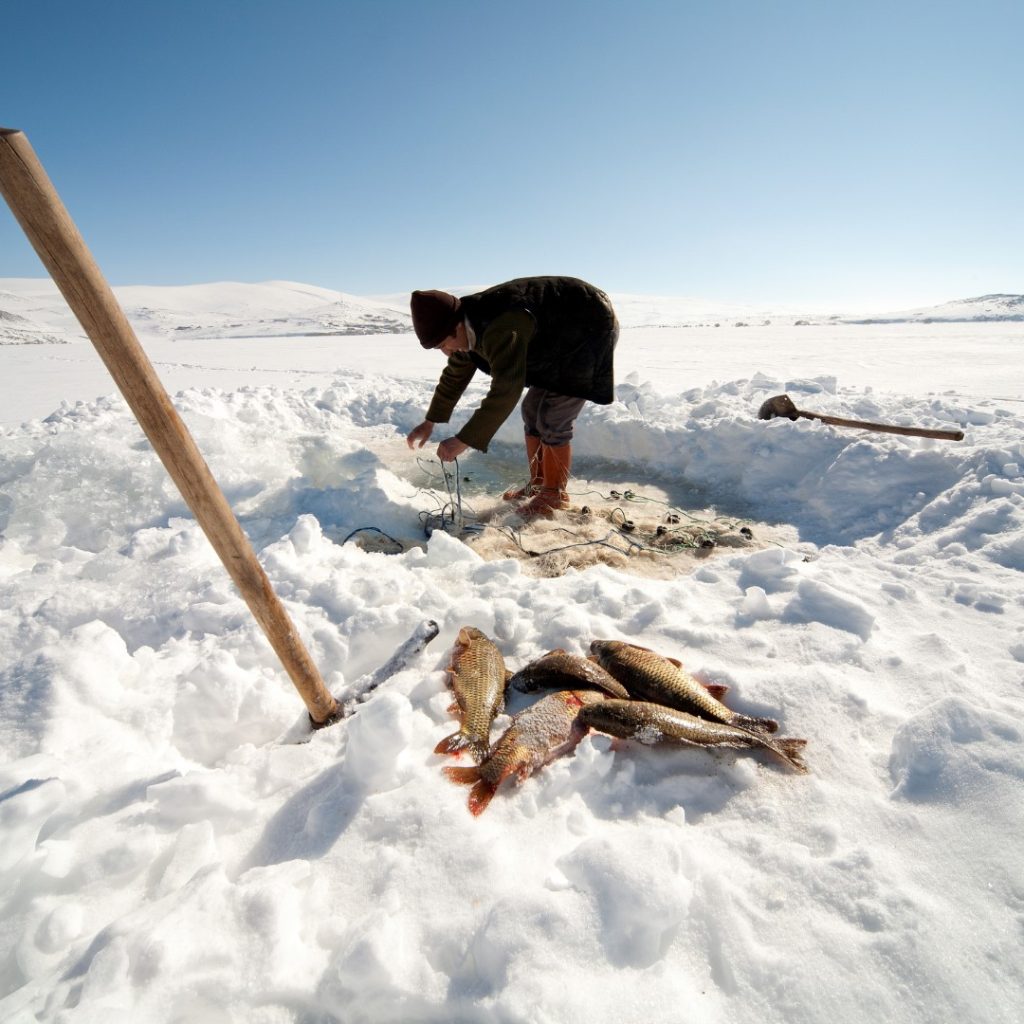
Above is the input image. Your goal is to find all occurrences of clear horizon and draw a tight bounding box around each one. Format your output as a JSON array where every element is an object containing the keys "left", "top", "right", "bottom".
[{"left": 2, "top": 0, "right": 1021, "bottom": 309}]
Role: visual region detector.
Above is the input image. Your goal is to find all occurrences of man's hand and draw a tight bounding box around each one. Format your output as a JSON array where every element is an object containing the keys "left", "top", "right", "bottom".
[
  {"left": 437, "top": 437, "right": 470, "bottom": 463},
  {"left": 406, "top": 421, "right": 435, "bottom": 449}
]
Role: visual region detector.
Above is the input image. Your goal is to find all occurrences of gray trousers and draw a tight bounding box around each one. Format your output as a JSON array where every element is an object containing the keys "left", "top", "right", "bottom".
[{"left": 521, "top": 387, "right": 587, "bottom": 446}]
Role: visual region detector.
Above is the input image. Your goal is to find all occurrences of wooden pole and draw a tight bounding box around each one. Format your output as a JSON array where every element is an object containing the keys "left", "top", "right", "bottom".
[
  {"left": 802, "top": 411, "right": 965, "bottom": 441},
  {"left": 0, "top": 127, "right": 341, "bottom": 726}
]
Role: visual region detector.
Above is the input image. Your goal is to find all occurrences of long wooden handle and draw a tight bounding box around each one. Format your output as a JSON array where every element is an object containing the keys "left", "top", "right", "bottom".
[
  {"left": 0, "top": 127, "right": 340, "bottom": 725},
  {"left": 800, "top": 410, "right": 964, "bottom": 441}
]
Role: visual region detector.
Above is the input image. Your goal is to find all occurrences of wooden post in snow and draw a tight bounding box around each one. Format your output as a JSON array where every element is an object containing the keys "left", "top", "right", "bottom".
[{"left": 0, "top": 127, "right": 341, "bottom": 727}]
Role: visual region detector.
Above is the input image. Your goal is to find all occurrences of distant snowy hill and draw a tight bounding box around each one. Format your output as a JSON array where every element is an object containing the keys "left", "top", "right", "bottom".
[
  {"left": 845, "top": 293, "right": 1024, "bottom": 324},
  {"left": 0, "top": 306, "right": 69, "bottom": 346},
  {"left": 1, "top": 278, "right": 1021, "bottom": 345},
  {"left": 114, "top": 280, "right": 413, "bottom": 339},
  {"left": 0, "top": 279, "right": 411, "bottom": 345},
  {"left": 0, "top": 286, "right": 82, "bottom": 345}
]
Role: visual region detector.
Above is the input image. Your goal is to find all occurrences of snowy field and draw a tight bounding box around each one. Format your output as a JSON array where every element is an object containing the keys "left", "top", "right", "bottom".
[{"left": 1, "top": 280, "right": 1023, "bottom": 1023}]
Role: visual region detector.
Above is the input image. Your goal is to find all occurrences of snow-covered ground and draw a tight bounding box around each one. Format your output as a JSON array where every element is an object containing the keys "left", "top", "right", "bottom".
[{"left": 1, "top": 279, "right": 1023, "bottom": 1023}]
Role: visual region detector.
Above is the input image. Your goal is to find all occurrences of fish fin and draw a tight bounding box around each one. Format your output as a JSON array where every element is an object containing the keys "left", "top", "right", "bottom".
[
  {"left": 598, "top": 680, "right": 631, "bottom": 699},
  {"left": 447, "top": 631, "right": 472, "bottom": 673},
  {"left": 735, "top": 714, "right": 780, "bottom": 735},
  {"left": 442, "top": 765, "right": 482, "bottom": 786},
  {"left": 771, "top": 737, "right": 809, "bottom": 774},
  {"left": 446, "top": 700, "right": 461, "bottom": 715},
  {"left": 544, "top": 648, "right": 568, "bottom": 657},
  {"left": 434, "top": 731, "right": 473, "bottom": 757},
  {"left": 467, "top": 780, "right": 498, "bottom": 815},
  {"left": 669, "top": 654, "right": 730, "bottom": 698}
]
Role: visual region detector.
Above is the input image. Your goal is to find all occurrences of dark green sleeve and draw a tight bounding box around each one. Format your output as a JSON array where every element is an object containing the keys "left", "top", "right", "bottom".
[
  {"left": 456, "top": 311, "right": 535, "bottom": 452},
  {"left": 425, "top": 352, "right": 477, "bottom": 424}
]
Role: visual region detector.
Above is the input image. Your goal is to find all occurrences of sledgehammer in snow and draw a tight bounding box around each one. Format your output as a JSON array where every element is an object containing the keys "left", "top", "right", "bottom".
[
  {"left": 0, "top": 126, "right": 342, "bottom": 728},
  {"left": 757, "top": 393, "right": 964, "bottom": 441}
]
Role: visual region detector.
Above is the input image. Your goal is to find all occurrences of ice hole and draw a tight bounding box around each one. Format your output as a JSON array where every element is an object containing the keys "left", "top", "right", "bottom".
[{"left": 399, "top": 445, "right": 800, "bottom": 580}]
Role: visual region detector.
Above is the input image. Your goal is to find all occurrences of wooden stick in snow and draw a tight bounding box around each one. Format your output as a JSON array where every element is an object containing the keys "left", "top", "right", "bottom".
[{"left": 0, "top": 127, "right": 341, "bottom": 726}]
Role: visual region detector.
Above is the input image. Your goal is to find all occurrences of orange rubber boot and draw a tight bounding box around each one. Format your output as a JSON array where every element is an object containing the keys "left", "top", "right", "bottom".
[
  {"left": 502, "top": 434, "right": 544, "bottom": 501},
  {"left": 518, "top": 443, "right": 572, "bottom": 518}
]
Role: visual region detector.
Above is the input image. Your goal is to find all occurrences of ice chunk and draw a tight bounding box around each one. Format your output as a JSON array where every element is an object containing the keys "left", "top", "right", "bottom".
[
  {"left": 782, "top": 578, "right": 875, "bottom": 640},
  {"left": 738, "top": 547, "right": 804, "bottom": 593},
  {"left": 0, "top": 776, "right": 66, "bottom": 871},
  {"left": 739, "top": 585, "right": 773, "bottom": 620},
  {"left": 426, "top": 528, "right": 481, "bottom": 566},
  {"left": 342, "top": 690, "right": 414, "bottom": 791}
]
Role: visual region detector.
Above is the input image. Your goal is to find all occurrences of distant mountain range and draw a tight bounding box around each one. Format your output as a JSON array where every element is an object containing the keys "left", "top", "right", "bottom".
[{"left": 1, "top": 279, "right": 1021, "bottom": 346}]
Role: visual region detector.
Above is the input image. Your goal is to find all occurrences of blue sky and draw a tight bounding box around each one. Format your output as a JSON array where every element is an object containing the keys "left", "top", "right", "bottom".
[{"left": 2, "top": 0, "right": 1021, "bottom": 307}]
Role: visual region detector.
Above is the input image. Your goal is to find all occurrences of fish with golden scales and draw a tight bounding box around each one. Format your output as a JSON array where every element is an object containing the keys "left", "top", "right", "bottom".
[
  {"left": 578, "top": 699, "right": 808, "bottom": 774},
  {"left": 508, "top": 648, "right": 630, "bottom": 698},
  {"left": 434, "top": 626, "right": 508, "bottom": 763},
  {"left": 444, "top": 689, "right": 609, "bottom": 815},
  {"left": 590, "top": 639, "right": 779, "bottom": 735}
]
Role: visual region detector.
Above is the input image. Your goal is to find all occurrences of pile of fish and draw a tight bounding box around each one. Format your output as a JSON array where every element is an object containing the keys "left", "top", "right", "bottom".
[{"left": 436, "top": 627, "right": 808, "bottom": 816}]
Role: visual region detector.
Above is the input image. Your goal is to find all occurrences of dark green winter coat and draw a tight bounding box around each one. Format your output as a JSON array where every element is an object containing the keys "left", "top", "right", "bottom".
[{"left": 425, "top": 277, "right": 618, "bottom": 451}]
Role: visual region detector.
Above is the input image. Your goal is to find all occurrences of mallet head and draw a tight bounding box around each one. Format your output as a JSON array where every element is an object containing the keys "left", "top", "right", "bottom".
[{"left": 758, "top": 393, "right": 801, "bottom": 420}]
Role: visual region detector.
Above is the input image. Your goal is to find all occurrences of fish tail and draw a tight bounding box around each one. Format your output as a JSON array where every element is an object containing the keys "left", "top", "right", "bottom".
[
  {"left": 734, "top": 714, "right": 780, "bottom": 735},
  {"left": 435, "top": 730, "right": 490, "bottom": 764},
  {"left": 768, "top": 737, "right": 809, "bottom": 774},
  {"left": 434, "top": 731, "right": 472, "bottom": 757},
  {"left": 443, "top": 766, "right": 497, "bottom": 815},
  {"left": 443, "top": 766, "right": 499, "bottom": 812},
  {"left": 467, "top": 780, "right": 498, "bottom": 816}
]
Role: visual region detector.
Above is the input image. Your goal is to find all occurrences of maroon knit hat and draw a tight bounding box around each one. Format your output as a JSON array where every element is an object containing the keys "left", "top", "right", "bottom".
[{"left": 410, "top": 289, "right": 462, "bottom": 348}]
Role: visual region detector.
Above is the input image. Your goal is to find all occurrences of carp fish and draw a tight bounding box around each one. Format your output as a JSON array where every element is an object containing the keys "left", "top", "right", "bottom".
[
  {"left": 444, "top": 689, "right": 608, "bottom": 815},
  {"left": 590, "top": 639, "right": 779, "bottom": 735},
  {"left": 508, "top": 648, "right": 630, "bottom": 699},
  {"left": 434, "top": 626, "right": 508, "bottom": 763},
  {"left": 578, "top": 699, "right": 808, "bottom": 774}
]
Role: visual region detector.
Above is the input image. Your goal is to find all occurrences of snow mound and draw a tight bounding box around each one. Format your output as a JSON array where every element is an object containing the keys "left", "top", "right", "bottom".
[{"left": 890, "top": 697, "right": 1024, "bottom": 803}]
